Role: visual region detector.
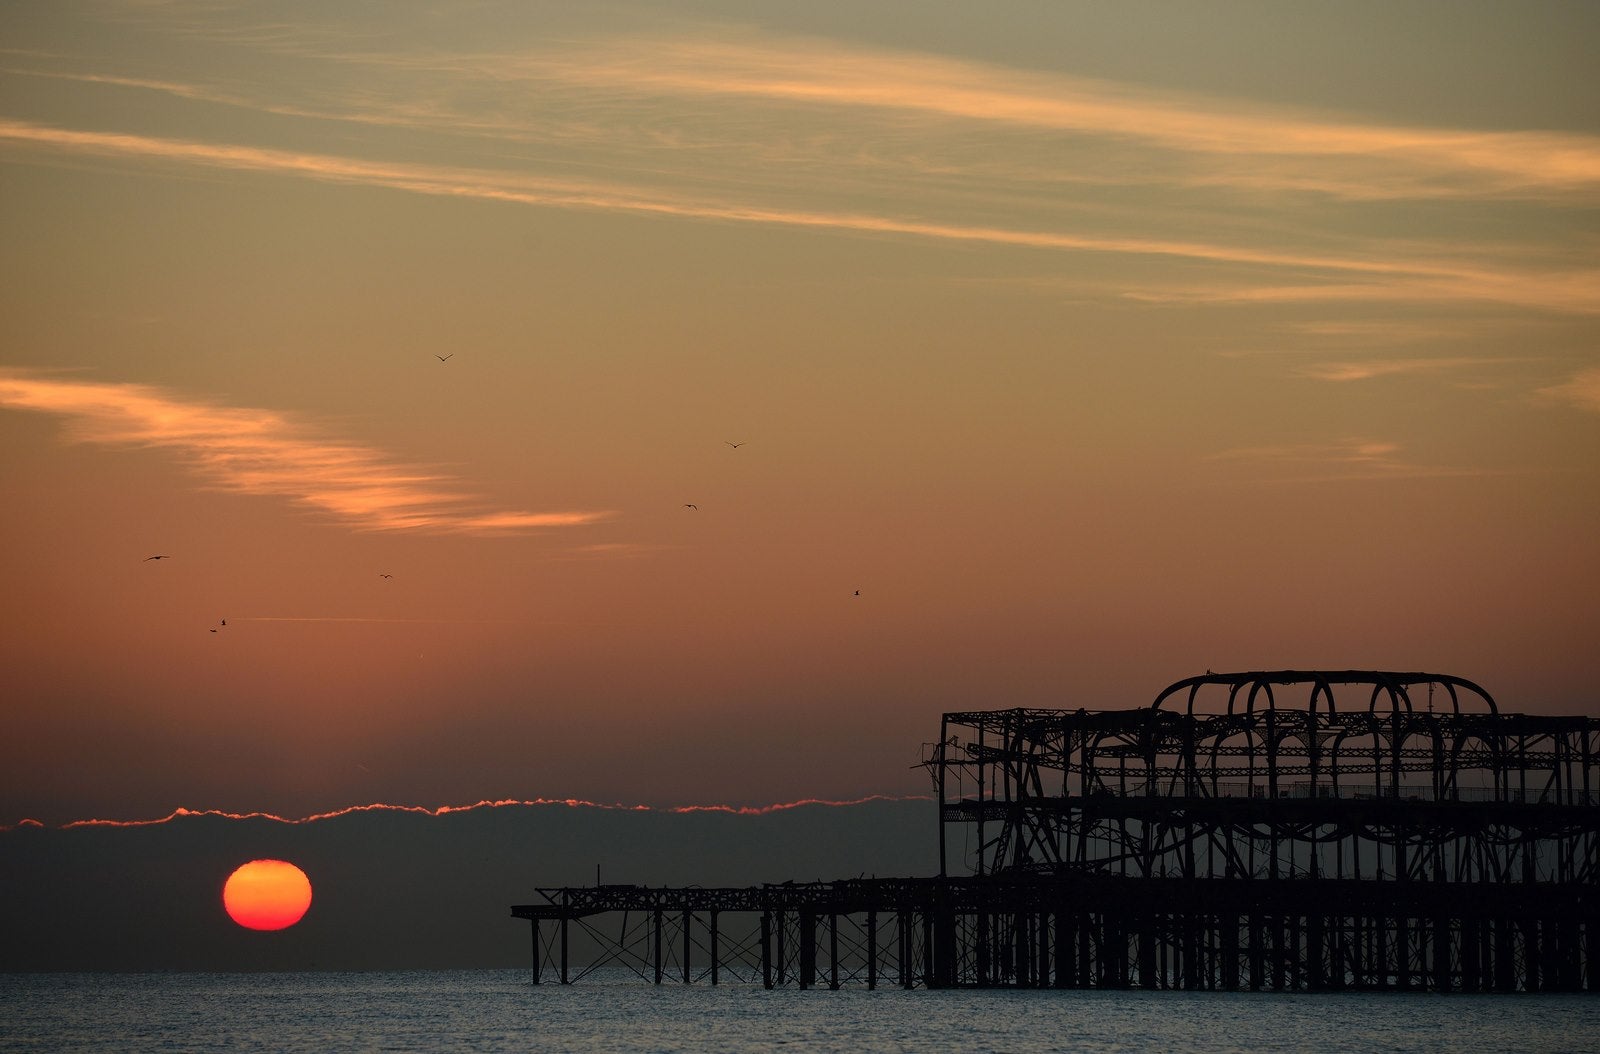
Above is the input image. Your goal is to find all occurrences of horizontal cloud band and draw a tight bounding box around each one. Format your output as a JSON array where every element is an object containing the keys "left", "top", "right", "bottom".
[
  {"left": 0, "top": 371, "right": 609, "bottom": 534},
  {"left": 1, "top": 118, "right": 1593, "bottom": 316}
]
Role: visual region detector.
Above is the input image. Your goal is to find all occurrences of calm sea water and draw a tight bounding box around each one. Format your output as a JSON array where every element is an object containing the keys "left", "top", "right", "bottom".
[{"left": 2, "top": 969, "right": 1596, "bottom": 1053}]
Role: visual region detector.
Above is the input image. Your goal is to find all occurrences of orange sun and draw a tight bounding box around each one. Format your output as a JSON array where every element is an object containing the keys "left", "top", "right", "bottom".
[{"left": 223, "top": 859, "right": 313, "bottom": 931}]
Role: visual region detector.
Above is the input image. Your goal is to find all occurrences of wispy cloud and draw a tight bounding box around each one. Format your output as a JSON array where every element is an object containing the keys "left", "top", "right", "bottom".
[
  {"left": 2, "top": 118, "right": 1594, "bottom": 315},
  {"left": 1536, "top": 367, "right": 1600, "bottom": 413},
  {"left": 1207, "top": 437, "right": 1500, "bottom": 483},
  {"left": 157, "top": 26, "right": 1598, "bottom": 203},
  {"left": 0, "top": 371, "right": 610, "bottom": 534},
  {"left": 1295, "top": 357, "right": 1522, "bottom": 383},
  {"left": 25, "top": 32, "right": 1600, "bottom": 205},
  {"left": 527, "top": 33, "right": 1600, "bottom": 202}
]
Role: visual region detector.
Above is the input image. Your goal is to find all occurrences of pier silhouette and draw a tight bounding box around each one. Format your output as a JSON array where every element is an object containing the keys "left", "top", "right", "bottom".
[{"left": 513, "top": 671, "right": 1599, "bottom": 991}]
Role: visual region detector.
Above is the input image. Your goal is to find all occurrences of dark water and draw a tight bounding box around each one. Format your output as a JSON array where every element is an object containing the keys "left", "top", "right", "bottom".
[{"left": 2, "top": 969, "right": 1596, "bottom": 1053}]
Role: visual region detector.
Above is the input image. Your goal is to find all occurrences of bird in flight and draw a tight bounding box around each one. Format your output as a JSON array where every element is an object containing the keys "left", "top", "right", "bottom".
[
  {"left": 436, "top": 353, "right": 453, "bottom": 362},
  {"left": 853, "top": 590, "right": 860, "bottom": 597},
  {"left": 221, "top": 619, "right": 227, "bottom": 627},
  {"left": 684, "top": 504, "right": 698, "bottom": 510},
  {"left": 379, "top": 573, "right": 393, "bottom": 579},
  {"left": 724, "top": 441, "right": 745, "bottom": 448},
  {"left": 144, "top": 555, "right": 169, "bottom": 561}
]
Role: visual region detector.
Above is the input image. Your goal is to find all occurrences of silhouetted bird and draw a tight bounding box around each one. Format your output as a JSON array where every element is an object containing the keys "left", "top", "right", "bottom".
[
  {"left": 209, "top": 629, "right": 217, "bottom": 633},
  {"left": 724, "top": 441, "right": 745, "bottom": 448},
  {"left": 379, "top": 573, "right": 393, "bottom": 579},
  {"left": 435, "top": 353, "right": 453, "bottom": 362},
  {"left": 221, "top": 620, "right": 226, "bottom": 627},
  {"left": 684, "top": 504, "right": 698, "bottom": 510},
  {"left": 144, "top": 555, "right": 169, "bottom": 561},
  {"left": 853, "top": 590, "right": 860, "bottom": 596}
]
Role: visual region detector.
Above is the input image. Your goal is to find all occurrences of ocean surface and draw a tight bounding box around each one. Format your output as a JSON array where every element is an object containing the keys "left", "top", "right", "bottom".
[{"left": 3, "top": 969, "right": 1597, "bottom": 1053}]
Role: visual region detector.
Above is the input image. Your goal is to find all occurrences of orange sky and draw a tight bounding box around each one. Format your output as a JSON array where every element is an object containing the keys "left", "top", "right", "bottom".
[{"left": 2, "top": 1, "right": 1596, "bottom": 825}]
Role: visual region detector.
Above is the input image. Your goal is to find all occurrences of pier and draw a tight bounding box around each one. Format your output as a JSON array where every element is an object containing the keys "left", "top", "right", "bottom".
[{"left": 512, "top": 671, "right": 1600, "bottom": 991}]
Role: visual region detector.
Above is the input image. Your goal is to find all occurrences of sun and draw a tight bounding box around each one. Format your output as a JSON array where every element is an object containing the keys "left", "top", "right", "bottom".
[{"left": 223, "top": 859, "right": 313, "bottom": 931}]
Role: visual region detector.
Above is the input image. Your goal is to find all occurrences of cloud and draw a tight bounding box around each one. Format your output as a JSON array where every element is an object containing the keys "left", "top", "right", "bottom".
[
  {"left": 528, "top": 33, "right": 1600, "bottom": 202},
  {"left": 2, "top": 118, "right": 1594, "bottom": 315},
  {"left": 1536, "top": 367, "right": 1600, "bottom": 413},
  {"left": 0, "top": 371, "right": 611, "bottom": 534},
  {"left": 1206, "top": 437, "right": 1497, "bottom": 483},
  {"left": 1295, "top": 357, "right": 1522, "bottom": 383},
  {"left": 1116, "top": 273, "right": 1600, "bottom": 316},
  {"left": 25, "top": 32, "right": 1600, "bottom": 205},
  {"left": 0, "top": 794, "right": 932, "bottom": 831}
]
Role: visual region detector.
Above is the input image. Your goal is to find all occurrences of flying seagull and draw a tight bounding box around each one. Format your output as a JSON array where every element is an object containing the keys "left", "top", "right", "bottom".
[
  {"left": 144, "top": 555, "right": 169, "bottom": 561},
  {"left": 436, "top": 353, "right": 453, "bottom": 362},
  {"left": 853, "top": 590, "right": 860, "bottom": 597},
  {"left": 379, "top": 573, "right": 393, "bottom": 579},
  {"left": 221, "top": 620, "right": 226, "bottom": 627},
  {"left": 684, "top": 504, "right": 698, "bottom": 510},
  {"left": 724, "top": 441, "right": 745, "bottom": 448}
]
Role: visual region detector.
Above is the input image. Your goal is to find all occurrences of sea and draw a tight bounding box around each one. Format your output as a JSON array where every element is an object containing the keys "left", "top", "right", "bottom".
[{"left": 3, "top": 969, "right": 1597, "bottom": 1053}]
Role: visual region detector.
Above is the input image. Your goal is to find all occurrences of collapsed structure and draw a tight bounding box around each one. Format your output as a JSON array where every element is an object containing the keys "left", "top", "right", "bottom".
[{"left": 512, "top": 670, "right": 1599, "bottom": 991}]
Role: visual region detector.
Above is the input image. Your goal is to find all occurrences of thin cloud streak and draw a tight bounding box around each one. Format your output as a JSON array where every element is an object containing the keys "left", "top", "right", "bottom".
[
  {"left": 1206, "top": 437, "right": 1504, "bottom": 483},
  {"left": 37, "top": 18, "right": 1600, "bottom": 201},
  {"left": 0, "top": 371, "right": 610, "bottom": 535},
  {"left": 0, "top": 794, "right": 931, "bottom": 831},
  {"left": 529, "top": 33, "right": 1600, "bottom": 201},
  {"left": 1537, "top": 367, "right": 1600, "bottom": 414},
  {"left": 1296, "top": 357, "right": 1522, "bottom": 383},
  {"left": 2, "top": 119, "right": 1593, "bottom": 315}
]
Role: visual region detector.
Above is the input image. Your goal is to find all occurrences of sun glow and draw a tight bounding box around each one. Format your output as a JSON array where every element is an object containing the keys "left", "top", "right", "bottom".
[{"left": 222, "top": 859, "right": 312, "bottom": 931}]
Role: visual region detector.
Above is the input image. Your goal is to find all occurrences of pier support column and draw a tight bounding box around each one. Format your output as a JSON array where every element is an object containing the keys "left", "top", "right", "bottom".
[
  {"left": 1494, "top": 917, "right": 1515, "bottom": 992},
  {"left": 900, "top": 910, "right": 914, "bottom": 989},
  {"left": 1394, "top": 914, "right": 1410, "bottom": 990},
  {"left": 530, "top": 919, "right": 540, "bottom": 985},
  {"left": 1307, "top": 913, "right": 1324, "bottom": 991},
  {"left": 653, "top": 907, "right": 664, "bottom": 985},
  {"left": 1139, "top": 916, "right": 1157, "bottom": 989},
  {"left": 1038, "top": 909, "right": 1051, "bottom": 988},
  {"left": 1077, "top": 912, "right": 1092, "bottom": 989},
  {"left": 760, "top": 911, "right": 773, "bottom": 990},
  {"left": 1524, "top": 917, "right": 1542, "bottom": 992},
  {"left": 1053, "top": 907, "right": 1071, "bottom": 989},
  {"left": 1220, "top": 914, "right": 1239, "bottom": 991},
  {"left": 975, "top": 911, "right": 989, "bottom": 985},
  {"left": 560, "top": 915, "right": 569, "bottom": 985},
  {"left": 710, "top": 911, "right": 720, "bottom": 986},
  {"left": 776, "top": 909, "right": 787, "bottom": 987},
  {"left": 1587, "top": 918, "right": 1600, "bottom": 993},
  {"left": 1432, "top": 916, "right": 1451, "bottom": 993},
  {"left": 1248, "top": 913, "right": 1265, "bottom": 991},
  {"left": 800, "top": 908, "right": 816, "bottom": 989},
  {"left": 829, "top": 912, "right": 840, "bottom": 990},
  {"left": 683, "top": 908, "right": 692, "bottom": 984},
  {"left": 866, "top": 910, "right": 878, "bottom": 990}
]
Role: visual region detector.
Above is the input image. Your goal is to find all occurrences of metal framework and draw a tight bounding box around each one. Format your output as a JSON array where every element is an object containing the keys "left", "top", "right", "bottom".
[{"left": 514, "top": 671, "right": 1600, "bottom": 991}]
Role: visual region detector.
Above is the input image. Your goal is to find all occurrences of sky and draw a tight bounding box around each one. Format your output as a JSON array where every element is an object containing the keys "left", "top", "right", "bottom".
[{"left": 2, "top": 0, "right": 1597, "bottom": 828}]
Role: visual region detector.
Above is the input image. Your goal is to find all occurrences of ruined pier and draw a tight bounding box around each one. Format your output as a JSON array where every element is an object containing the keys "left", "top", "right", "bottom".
[{"left": 512, "top": 671, "right": 1600, "bottom": 991}]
